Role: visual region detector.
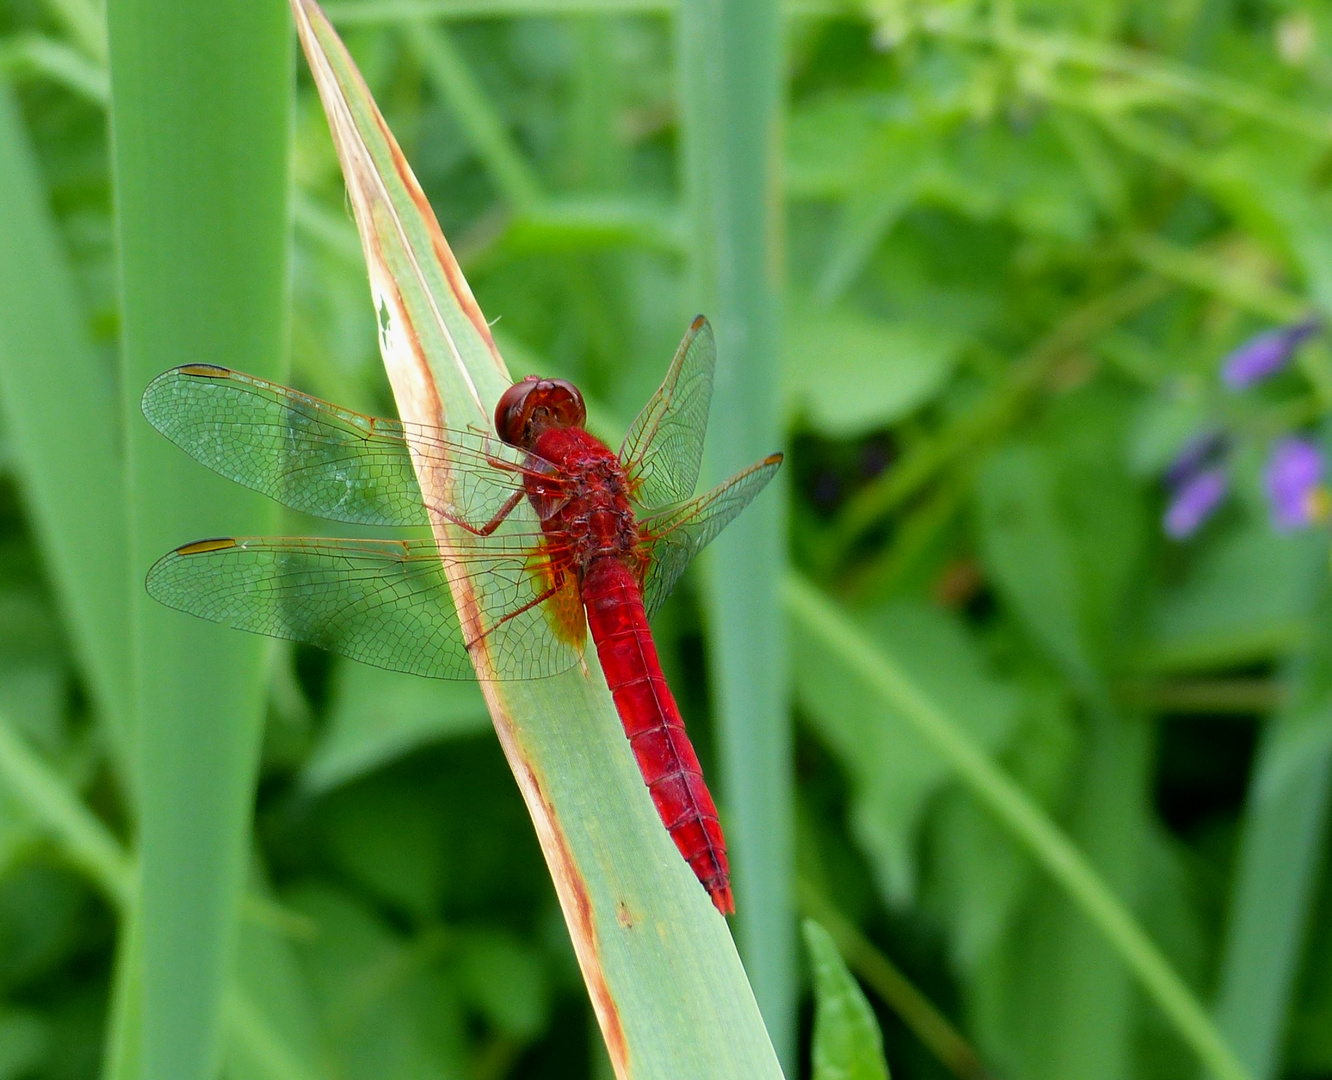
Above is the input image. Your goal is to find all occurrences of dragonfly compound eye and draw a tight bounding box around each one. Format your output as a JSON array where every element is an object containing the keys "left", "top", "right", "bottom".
[
  {"left": 494, "top": 377, "right": 586, "bottom": 447},
  {"left": 494, "top": 376, "right": 541, "bottom": 446}
]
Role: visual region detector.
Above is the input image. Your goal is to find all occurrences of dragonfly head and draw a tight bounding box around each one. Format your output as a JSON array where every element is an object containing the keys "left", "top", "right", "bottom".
[{"left": 495, "top": 376, "right": 586, "bottom": 448}]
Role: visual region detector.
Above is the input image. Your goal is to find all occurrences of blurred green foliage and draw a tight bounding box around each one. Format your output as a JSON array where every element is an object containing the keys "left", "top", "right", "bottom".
[{"left": 1, "top": 0, "right": 1332, "bottom": 1077}]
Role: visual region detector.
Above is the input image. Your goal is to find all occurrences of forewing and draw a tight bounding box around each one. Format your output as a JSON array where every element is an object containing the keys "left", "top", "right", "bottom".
[
  {"left": 144, "top": 535, "right": 583, "bottom": 681},
  {"left": 141, "top": 366, "right": 562, "bottom": 528},
  {"left": 619, "top": 316, "right": 716, "bottom": 508},
  {"left": 637, "top": 453, "right": 783, "bottom": 619}
]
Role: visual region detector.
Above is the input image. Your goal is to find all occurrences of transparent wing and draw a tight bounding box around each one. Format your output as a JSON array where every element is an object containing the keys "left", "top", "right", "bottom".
[
  {"left": 145, "top": 535, "right": 585, "bottom": 681},
  {"left": 141, "top": 365, "right": 566, "bottom": 529},
  {"left": 637, "top": 453, "right": 783, "bottom": 619},
  {"left": 619, "top": 316, "right": 716, "bottom": 509}
]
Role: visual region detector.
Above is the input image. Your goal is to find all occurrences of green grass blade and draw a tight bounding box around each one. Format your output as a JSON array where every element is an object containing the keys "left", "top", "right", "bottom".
[
  {"left": 292, "top": 2, "right": 783, "bottom": 1074},
  {"left": 783, "top": 573, "right": 1251, "bottom": 1080},
  {"left": 0, "top": 86, "right": 130, "bottom": 773},
  {"left": 1214, "top": 572, "right": 1332, "bottom": 1079},
  {"left": 677, "top": 0, "right": 793, "bottom": 1062},
  {"left": 1215, "top": 717, "right": 1332, "bottom": 1078},
  {"left": 804, "top": 920, "right": 890, "bottom": 1080},
  {"left": 0, "top": 709, "right": 132, "bottom": 909},
  {"left": 106, "top": 0, "right": 292, "bottom": 1076}
]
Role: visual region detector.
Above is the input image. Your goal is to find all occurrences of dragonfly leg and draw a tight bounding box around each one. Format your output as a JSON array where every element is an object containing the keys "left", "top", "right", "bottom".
[
  {"left": 432, "top": 487, "right": 525, "bottom": 537},
  {"left": 463, "top": 572, "right": 565, "bottom": 650}
]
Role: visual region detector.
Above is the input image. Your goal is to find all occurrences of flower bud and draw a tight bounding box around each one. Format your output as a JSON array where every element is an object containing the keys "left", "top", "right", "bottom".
[
  {"left": 1221, "top": 318, "right": 1320, "bottom": 390},
  {"left": 1164, "top": 468, "right": 1228, "bottom": 539}
]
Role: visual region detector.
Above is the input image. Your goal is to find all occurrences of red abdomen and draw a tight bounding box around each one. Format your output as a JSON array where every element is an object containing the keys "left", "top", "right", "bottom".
[{"left": 580, "top": 557, "right": 733, "bottom": 915}]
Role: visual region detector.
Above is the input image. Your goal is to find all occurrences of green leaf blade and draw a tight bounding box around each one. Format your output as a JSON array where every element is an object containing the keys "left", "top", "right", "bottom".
[
  {"left": 106, "top": 0, "right": 294, "bottom": 1075},
  {"left": 804, "top": 920, "right": 890, "bottom": 1080}
]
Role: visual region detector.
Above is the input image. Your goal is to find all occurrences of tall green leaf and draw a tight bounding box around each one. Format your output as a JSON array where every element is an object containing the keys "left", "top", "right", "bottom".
[
  {"left": 677, "top": 0, "right": 793, "bottom": 1061},
  {"left": 106, "top": 1, "right": 292, "bottom": 1076}
]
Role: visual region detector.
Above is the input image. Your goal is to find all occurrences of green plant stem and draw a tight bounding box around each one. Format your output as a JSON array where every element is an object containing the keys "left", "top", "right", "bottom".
[
  {"left": 1215, "top": 713, "right": 1332, "bottom": 1079},
  {"left": 0, "top": 712, "right": 132, "bottom": 910},
  {"left": 798, "top": 879, "right": 990, "bottom": 1080},
  {"left": 506, "top": 196, "right": 687, "bottom": 254},
  {"left": 1117, "top": 679, "right": 1285, "bottom": 714},
  {"left": 784, "top": 573, "right": 1252, "bottom": 1080}
]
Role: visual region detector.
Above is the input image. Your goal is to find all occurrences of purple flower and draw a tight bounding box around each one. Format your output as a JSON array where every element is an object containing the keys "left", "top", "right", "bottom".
[
  {"left": 1221, "top": 318, "right": 1320, "bottom": 390},
  {"left": 1265, "top": 438, "right": 1330, "bottom": 531},
  {"left": 1164, "top": 468, "right": 1229, "bottom": 539}
]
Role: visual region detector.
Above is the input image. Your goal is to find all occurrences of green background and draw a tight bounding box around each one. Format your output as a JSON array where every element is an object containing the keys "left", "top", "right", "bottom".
[{"left": 1, "top": 0, "right": 1331, "bottom": 1078}]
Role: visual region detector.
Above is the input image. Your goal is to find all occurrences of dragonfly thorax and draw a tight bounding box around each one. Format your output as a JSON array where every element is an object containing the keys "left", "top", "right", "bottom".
[{"left": 529, "top": 427, "right": 640, "bottom": 571}]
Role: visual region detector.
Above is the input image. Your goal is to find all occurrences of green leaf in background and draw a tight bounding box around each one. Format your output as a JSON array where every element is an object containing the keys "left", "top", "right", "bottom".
[
  {"left": 0, "top": 85, "right": 130, "bottom": 776},
  {"left": 317, "top": 769, "right": 449, "bottom": 920},
  {"left": 0, "top": 1008, "right": 50, "bottom": 1080},
  {"left": 795, "top": 598, "right": 1017, "bottom": 904},
  {"left": 804, "top": 919, "right": 890, "bottom": 1080},
  {"left": 287, "top": 884, "right": 467, "bottom": 1080},
  {"left": 453, "top": 927, "right": 551, "bottom": 1040},
  {"left": 966, "top": 712, "right": 1154, "bottom": 1080},
  {"left": 786, "top": 575, "right": 1249, "bottom": 1080},
  {"left": 301, "top": 663, "right": 490, "bottom": 794},
  {"left": 1287, "top": 849, "right": 1332, "bottom": 1075},
  {"left": 923, "top": 677, "right": 1077, "bottom": 968},
  {"left": 976, "top": 443, "right": 1097, "bottom": 690},
  {"left": 1142, "top": 518, "right": 1322, "bottom": 672},
  {"left": 227, "top": 868, "right": 329, "bottom": 1080},
  {"left": 976, "top": 388, "right": 1148, "bottom": 695},
  {"left": 783, "top": 303, "right": 965, "bottom": 438}
]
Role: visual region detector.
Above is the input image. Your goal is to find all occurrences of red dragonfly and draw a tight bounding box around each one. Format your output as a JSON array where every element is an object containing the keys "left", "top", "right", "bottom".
[{"left": 142, "top": 316, "right": 781, "bottom": 915}]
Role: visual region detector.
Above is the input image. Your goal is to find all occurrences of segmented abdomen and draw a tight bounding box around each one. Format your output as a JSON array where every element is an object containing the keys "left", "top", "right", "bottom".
[{"left": 580, "top": 556, "right": 733, "bottom": 914}]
